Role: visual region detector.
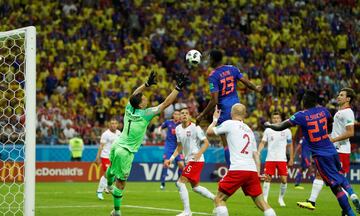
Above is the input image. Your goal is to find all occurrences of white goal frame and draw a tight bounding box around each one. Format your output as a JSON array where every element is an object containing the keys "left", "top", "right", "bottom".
[{"left": 0, "top": 26, "right": 36, "bottom": 216}]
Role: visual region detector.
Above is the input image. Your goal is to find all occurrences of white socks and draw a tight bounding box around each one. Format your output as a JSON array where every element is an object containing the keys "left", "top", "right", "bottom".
[
  {"left": 215, "top": 206, "right": 229, "bottom": 216},
  {"left": 176, "top": 182, "right": 191, "bottom": 213},
  {"left": 279, "top": 183, "right": 287, "bottom": 199},
  {"left": 97, "top": 175, "right": 107, "bottom": 192},
  {"left": 263, "top": 182, "right": 270, "bottom": 202},
  {"left": 216, "top": 206, "right": 276, "bottom": 216},
  {"left": 193, "top": 186, "right": 215, "bottom": 200},
  {"left": 309, "top": 179, "right": 324, "bottom": 202},
  {"left": 264, "top": 208, "right": 276, "bottom": 216}
]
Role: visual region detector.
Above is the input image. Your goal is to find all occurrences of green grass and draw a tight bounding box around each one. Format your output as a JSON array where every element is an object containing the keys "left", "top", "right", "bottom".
[{"left": 1, "top": 182, "right": 360, "bottom": 215}]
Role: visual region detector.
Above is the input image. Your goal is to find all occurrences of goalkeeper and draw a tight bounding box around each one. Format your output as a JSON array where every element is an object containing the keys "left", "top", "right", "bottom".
[{"left": 106, "top": 71, "right": 189, "bottom": 216}]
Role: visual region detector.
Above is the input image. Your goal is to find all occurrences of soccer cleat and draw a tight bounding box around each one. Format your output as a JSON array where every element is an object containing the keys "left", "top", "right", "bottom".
[
  {"left": 350, "top": 194, "right": 360, "bottom": 213},
  {"left": 176, "top": 211, "right": 192, "bottom": 216},
  {"left": 278, "top": 198, "right": 286, "bottom": 207},
  {"left": 97, "top": 192, "right": 104, "bottom": 200},
  {"left": 294, "top": 185, "right": 304, "bottom": 190},
  {"left": 110, "top": 210, "right": 121, "bottom": 216},
  {"left": 160, "top": 182, "right": 165, "bottom": 190},
  {"left": 297, "top": 200, "right": 315, "bottom": 210}
]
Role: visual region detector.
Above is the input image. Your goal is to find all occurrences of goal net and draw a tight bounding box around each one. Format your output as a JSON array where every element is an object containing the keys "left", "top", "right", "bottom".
[{"left": 0, "top": 27, "right": 36, "bottom": 216}]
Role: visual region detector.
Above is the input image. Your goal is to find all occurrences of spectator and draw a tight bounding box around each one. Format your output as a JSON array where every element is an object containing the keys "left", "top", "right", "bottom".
[{"left": 69, "top": 134, "right": 84, "bottom": 161}]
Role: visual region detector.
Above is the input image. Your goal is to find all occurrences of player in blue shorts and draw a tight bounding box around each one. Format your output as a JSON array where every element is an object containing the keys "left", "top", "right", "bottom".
[
  {"left": 158, "top": 110, "right": 184, "bottom": 190},
  {"left": 264, "top": 90, "right": 360, "bottom": 216},
  {"left": 196, "top": 50, "right": 262, "bottom": 167},
  {"left": 294, "top": 136, "right": 315, "bottom": 189}
]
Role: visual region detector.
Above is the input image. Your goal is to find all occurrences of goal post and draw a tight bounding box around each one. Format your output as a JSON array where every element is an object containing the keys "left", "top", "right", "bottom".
[{"left": 0, "top": 26, "right": 36, "bottom": 216}]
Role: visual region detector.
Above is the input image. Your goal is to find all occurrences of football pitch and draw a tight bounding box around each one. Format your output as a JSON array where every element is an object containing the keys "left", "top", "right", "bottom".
[{"left": 3, "top": 182, "right": 360, "bottom": 215}]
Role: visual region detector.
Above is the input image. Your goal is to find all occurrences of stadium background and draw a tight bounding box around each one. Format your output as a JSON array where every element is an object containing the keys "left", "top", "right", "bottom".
[{"left": 1, "top": 0, "right": 360, "bottom": 180}]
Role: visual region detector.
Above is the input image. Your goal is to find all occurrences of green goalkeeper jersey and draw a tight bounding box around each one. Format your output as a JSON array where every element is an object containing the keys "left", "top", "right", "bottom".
[{"left": 113, "top": 102, "right": 160, "bottom": 152}]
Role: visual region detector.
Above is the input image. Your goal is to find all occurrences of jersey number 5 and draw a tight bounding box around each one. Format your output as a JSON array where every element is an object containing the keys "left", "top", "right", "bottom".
[
  {"left": 307, "top": 117, "right": 328, "bottom": 142},
  {"left": 241, "top": 134, "right": 250, "bottom": 154},
  {"left": 220, "top": 76, "right": 234, "bottom": 96}
]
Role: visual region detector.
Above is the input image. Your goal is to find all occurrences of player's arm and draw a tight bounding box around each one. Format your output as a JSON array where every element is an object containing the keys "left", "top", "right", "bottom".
[
  {"left": 206, "top": 105, "right": 221, "bottom": 136},
  {"left": 287, "top": 141, "right": 294, "bottom": 166},
  {"left": 157, "top": 74, "right": 189, "bottom": 113},
  {"left": 264, "top": 120, "right": 292, "bottom": 131},
  {"left": 95, "top": 142, "right": 105, "bottom": 164},
  {"left": 164, "top": 142, "right": 183, "bottom": 168},
  {"left": 253, "top": 151, "right": 261, "bottom": 175},
  {"left": 157, "top": 126, "right": 165, "bottom": 139},
  {"left": 330, "top": 124, "right": 355, "bottom": 143},
  {"left": 197, "top": 92, "right": 218, "bottom": 125},
  {"left": 294, "top": 142, "right": 302, "bottom": 159},
  {"left": 239, "top": 76, "right": 262, "bottom": 93},
  {"left": 257, "top": 140, "right": 266, "bottom": 158},
  {"left": 194, "top": 138, "right": 209, "bottom": 161},
  {"left": 131, "top": 71, "right": 157, "bottom": 97}
]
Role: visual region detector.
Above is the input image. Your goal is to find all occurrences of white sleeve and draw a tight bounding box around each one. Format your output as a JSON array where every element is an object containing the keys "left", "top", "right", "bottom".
[
  {"left": 344, "top": 110, "right": 355, "bottom": 126},
  {"left": 286, "top": 129, "right": 292, "bottom": 144},
  {"left": 261, "top": 129, "right": 268, "bottom": 142},
  {"left": 100, "top": 131, "right": 107, "bottom": 144},
  {"left": 213, "top": 121, "right": 230, "bottom": 135},
  {"left": 196, "top": 126, "right": 207, "bottom": 141}
]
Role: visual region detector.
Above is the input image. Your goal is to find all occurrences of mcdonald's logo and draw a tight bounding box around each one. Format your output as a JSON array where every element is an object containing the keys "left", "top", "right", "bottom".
[
  {"left": 0, "top": 162, "right": 23, "bottom": 182},
  {"left": 88, "top": 162, "right": 102, "bottom": 181}
]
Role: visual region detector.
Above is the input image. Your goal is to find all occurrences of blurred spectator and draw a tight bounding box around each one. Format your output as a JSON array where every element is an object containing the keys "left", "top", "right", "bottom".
[
  {"left": 0, "top": 1, "right": 359, "bottom": 146},
  {"left": 63, "top": 123, "right": 76, "bottom": 142}
]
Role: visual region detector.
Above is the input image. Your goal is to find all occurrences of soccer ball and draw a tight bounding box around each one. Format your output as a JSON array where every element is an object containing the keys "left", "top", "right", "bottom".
[{"left": 185, "top": 49, "right": 201, "bottom": 66}]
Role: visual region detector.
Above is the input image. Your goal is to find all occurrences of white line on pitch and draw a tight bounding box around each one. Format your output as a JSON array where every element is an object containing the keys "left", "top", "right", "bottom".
[
  {"left": 30, "top": 204, "right": 212, "bottom": 215},
  {"left": 37, "top": 190, "right": 180, "bottom": 194}
]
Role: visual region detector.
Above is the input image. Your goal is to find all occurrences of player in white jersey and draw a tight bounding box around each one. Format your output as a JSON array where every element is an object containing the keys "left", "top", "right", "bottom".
[
  {"left": 207, "top": 104, "right": 276, "bottom": 216},
  {"left": 258, "top": 112, "right": 293, "bottom": 206},
  {"left": 298, "top": 87, "right": 356, "bottom": 210},
  {"left": 95, "top": 119, "right": 121, "bottom": 200},
  {"left": 164, "top": 107, "right": 215, "bottom": 216},
  {"left": 331, "top": 87, "right": 356, "bottom": 174}
]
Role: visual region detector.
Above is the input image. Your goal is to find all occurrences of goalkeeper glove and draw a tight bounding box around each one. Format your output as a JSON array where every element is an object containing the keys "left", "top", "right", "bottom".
[
  {"left": 175, "top": 73, "right": 189, "bottom": 91},
  {"left": 145, "top": 71, "right": 157, "bottom": 87}
]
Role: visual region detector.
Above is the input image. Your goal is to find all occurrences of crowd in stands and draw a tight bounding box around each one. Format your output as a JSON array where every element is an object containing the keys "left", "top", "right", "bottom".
[{"left": 1, "top": 0, "right": 360, "bottom": 159}]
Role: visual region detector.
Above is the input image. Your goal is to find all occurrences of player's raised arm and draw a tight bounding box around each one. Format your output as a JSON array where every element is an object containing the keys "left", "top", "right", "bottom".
[
  {"left": 264, "top": 120, "right": 292, "bottom": 131},
  {"left": 131, "top": 71, "right": 157, "bottom": 97},
  {"left": 196, "top": 92, "right": 218, "bottom": 125},
  {"left": 206, "top": 106, "right": 221, "bottom": 136},
  {"left": 157, "top": 74, "right": 189, "bottom": 113},
  {"left": 239, "top": 76, "right": 262, "bottom": 93}
]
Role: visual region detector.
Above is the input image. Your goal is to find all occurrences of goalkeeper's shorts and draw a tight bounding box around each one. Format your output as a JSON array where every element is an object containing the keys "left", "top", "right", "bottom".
[{"left": 109, "top": 146, "right": 134, "bottom": 180}]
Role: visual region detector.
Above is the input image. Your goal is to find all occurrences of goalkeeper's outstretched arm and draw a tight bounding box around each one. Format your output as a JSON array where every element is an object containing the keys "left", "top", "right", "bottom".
[
  {"left": 158, "top": 74, "right": 189, "bottom": 113},
  {"left": 131, "top": 71, "right": 157, "bottom": 97}
]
